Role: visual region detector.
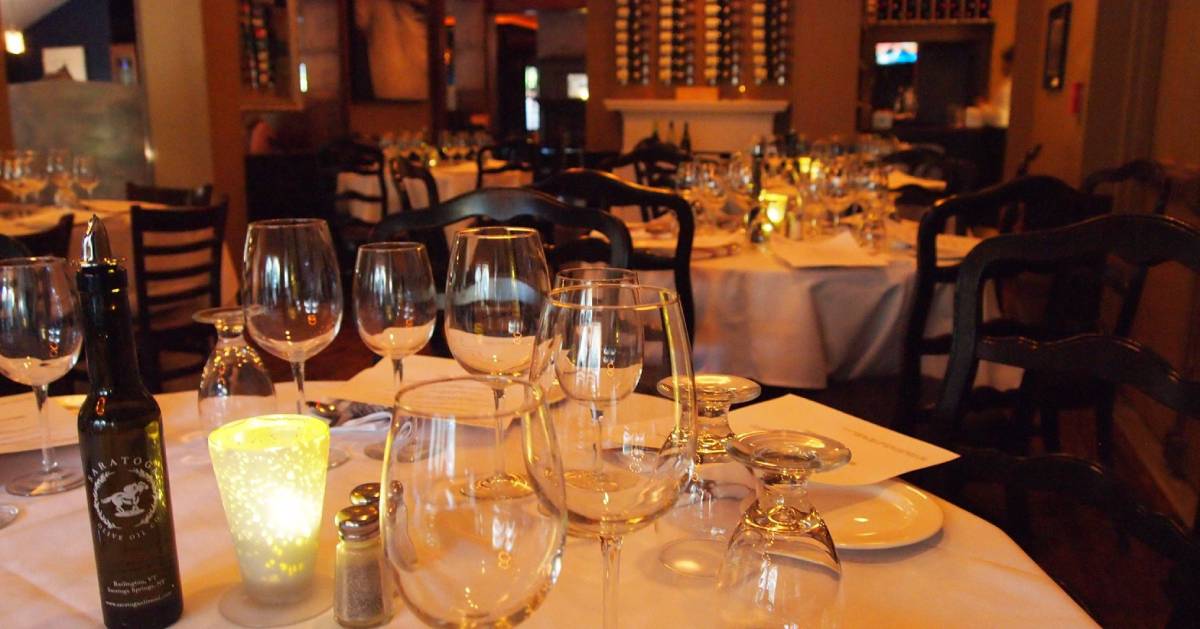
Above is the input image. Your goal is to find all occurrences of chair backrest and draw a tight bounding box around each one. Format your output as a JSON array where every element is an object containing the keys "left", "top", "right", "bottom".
[
  {"left": 369, "top": 187, "right": 633, "bottom": 279},
  {"left": 1082, "top": 158, "right": 1171, "bottom": 215},
  {"left": 126, "top": 181, "right": 214, "bottom": 206},
  {"left": 934, "top": 213, "right": 1200, "bottom": 439},
  {"left": 475, "top": 142, "right": 537, "bottom": 190},
  {"left": 388, "top": 156, "right": 440, "bottom": 212},
  {"left": 129, "top": 201, "right": 229, "bottom": 331},
  {"left": 897, "top": 175, "right": 1111, "bottom": 431},
  {"left": 601, "top": 144, "right": 688, "bottom": 193},
  {"left": 1014, "top": 144, "right": 1042, "bottom": 177},
  {"left": 16, "top": 212, "right": 73, "bottom": 258},
  {"left": 0, "top": 233, "right": 31, "bottom": 258},
  {"left": 534, "top": 168, "right": 696, "bottom": 337},
  {"left": 318, "top": 138, "right": 388, "bottom": 212}
]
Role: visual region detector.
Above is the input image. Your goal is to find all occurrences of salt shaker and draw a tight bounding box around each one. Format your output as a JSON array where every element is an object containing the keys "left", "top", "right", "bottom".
[
  {"left": 350, "top": 482, "right": 381, "bottom": 506},
  {"left": 334, "top": 505, "right": 394, "bottom": 627}
]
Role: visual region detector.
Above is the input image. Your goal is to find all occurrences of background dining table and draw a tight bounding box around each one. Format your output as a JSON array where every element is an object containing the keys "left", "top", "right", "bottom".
[
  {"left": 0, "top": 356, "right": 1094, "bottom": 628},
  {"left": 0, "top": 201, "right": 239, "bottom": 310},
  {"left": 336, "top": 158, "right": 532, "bottom": 223}
]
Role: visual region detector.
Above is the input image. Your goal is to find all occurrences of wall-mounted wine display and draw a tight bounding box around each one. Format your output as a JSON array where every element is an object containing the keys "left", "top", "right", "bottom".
[
  {"left": 658, "top": 0, "right": 696, "bottom": 85},
  {"left": 702, "top": 0, "right": 740, "bottom": 85},
  {"left": 864, "top": 0, "right": 993, "bottom": 24},
  {"left": 750, "top": 0, "right": 788, "bottom": 86},
  {"left": 615, "top": 0, "right": 651, "bottom": 85}
]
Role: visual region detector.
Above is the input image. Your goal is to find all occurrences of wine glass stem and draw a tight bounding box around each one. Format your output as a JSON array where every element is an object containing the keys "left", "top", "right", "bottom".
[
  {"left": 32, "top": 384, "right": 59, "bottom": 475},
  {"left": 600, "top": 535, "right": 623, "bottom": 629},
  {"left": 491, "top": 387, "right": 506, "bottom": 476},
  {"left": 391, "top": 356, "right": 404, "bottom": 392},
  {"left": 291, "top": 360, "right": 306, "bottom": 413},
  {"left": 590, "top": 407, "right": 604, "bottom": 473}
]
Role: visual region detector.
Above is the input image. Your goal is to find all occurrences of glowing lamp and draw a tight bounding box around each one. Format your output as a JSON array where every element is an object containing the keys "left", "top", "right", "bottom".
[
  {"left": 4, "top": 30, "right": 25, "bottom": 55},
  {"left": 759, "top": 190, "right": 790, "bottom": 227},
  {"left": 209, "top": 414, "right": 331, "bottom": 626}
]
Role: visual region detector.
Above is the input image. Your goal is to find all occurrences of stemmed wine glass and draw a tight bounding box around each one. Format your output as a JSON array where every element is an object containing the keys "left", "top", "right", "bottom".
[
  {"left": 444, "top": 226, "right": 550, "bottom": 497},
  {"left": 380, "top": 375, "right": 567, "bottom": 626},
  {"left": 717, "top": 430, "right": 851, "bottom": 627},
  {"left": 21, "top": 151, "right": 47, "bottom": 205},
  {"left": 1, "top": 150, "right": 25, "bottom": 202},
  {"left": 47, "top": 149, "right": 75, "bottom": 207},
  {"left": 73, "top": 155, "right": 99, "bottom": 199},
  {"left": 532, "top": 284, "right": 695, "bottom": 629},
  {"left": 554, "top": 266, "right": 638, "bottom": 289},
  {"left": 242, "top": 218, "right": 349, "bottom": 468},
  {"left": 353, "top": 242, "right": 437, "bottom": 460},
  {"left": 0, "top": 257, "right": 84, "bottom": 497}
]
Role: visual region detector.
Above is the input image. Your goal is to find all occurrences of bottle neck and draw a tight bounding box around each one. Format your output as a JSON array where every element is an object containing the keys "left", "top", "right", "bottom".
[{"left": 79, "top": 265, "right": 148, "bottom": 394}]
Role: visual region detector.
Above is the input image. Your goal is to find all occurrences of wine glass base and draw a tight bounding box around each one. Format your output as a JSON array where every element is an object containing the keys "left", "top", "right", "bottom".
[
  {"left": 327, "top": 446, "right": 351, "bottom": 469},
  {"left": 363, "top": 440, "right": 431, "bottom": 462},
  {"left": 363, "top": 441, "right": 386, "bottom": 460},
  {"left": 217, "top": 577, "right": 333, "bottom": 628},
  {"left": 0, "top": 504, "right": 19, "bottom": 529},
  {"left": 659, "top": 538, "right": 727, "bottom": 578},
  {"left": 6, "top": 466, "right": 84, "bottom": 496},
  {"left": 462, "top": 473, "right": 533, "bottom": 500}
]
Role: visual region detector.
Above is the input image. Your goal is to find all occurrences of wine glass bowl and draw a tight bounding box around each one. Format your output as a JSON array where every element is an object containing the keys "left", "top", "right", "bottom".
[
  {"left": 716, "top": 430, "right": 851, "bottom": 627},
  {"left": 192, "top": 307, "right": 276, "bottom": 441},
  {"left": 73, "top": 155, "right": 100, "bottom": 199},
  {"left": 380, "top": 376, "right": 567, "bottom": 627},
  {"left": 554, "top": 266, "right": 638, "bottom": 288},
  {"left": 0, "top": 256, "right": 84, "bottom": 496}
]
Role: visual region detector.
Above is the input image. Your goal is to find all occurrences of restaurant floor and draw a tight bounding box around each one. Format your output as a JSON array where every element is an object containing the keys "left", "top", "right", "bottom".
[{"left": 170, "top": 323, "right": 1176, "bottom": 627}]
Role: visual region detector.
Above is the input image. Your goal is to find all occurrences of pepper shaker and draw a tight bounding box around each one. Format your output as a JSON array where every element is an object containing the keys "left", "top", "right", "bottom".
[
  {"left": 334, "top": 505, "right": 394, "bottom": 627},
  {"left": 350, "top": 482, "right": 381, "bottom": 506}
]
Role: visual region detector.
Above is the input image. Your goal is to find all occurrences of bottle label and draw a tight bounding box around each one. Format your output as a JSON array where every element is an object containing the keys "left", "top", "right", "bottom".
[{"left": 88, "top": 456, "right": 162, "bottom": 541}]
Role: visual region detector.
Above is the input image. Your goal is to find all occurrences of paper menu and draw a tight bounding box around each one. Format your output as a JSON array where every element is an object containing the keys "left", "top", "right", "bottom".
[{"left": 730, "top": 394, "right": 958, "bottom": 486}]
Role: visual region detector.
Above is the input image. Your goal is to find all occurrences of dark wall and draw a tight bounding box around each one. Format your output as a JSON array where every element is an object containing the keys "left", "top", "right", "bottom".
[{"left": 6, "top": 0, "right": 113, "bottom": 83}]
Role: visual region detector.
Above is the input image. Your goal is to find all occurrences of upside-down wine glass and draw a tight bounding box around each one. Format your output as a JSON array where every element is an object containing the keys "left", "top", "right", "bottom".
[
  {"left": 0, "top": 257, "right": 84, "bottom": 497},
  {"left": 353, "top": 242, "right": 437, "bottom": 460},
  {"left": 380, "top": 375, "right": 567, "bottom": 626},
  {"left": 242, "top": 218, "right": 350, "bottom": 468},
  {"left": 532, "top": 284, "right": 695, "bottom": 629},
  {"left": 717, "top": 430, "right": 851, "bottom": 627},
  {"left": 444, "top": 226, "right": 550, "bottom": 498}
]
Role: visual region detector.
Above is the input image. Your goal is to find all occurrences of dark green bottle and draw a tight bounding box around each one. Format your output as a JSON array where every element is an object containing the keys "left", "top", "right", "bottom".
[{"left": 76, "top": 216, "right": 183, "bottom": 628}]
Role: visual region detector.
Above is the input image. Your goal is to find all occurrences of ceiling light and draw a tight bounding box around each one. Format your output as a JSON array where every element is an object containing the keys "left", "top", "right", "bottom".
[{"left": 5, "top": 30, "right": 25, "bottom": 55}]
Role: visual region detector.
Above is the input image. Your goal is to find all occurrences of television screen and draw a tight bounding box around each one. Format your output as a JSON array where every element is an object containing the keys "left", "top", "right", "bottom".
[{"left": 875, "top": 42, "right": 918, "bottom": 66}]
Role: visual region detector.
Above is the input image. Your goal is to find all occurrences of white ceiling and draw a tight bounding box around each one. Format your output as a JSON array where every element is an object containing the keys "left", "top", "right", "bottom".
[{"left": 1, "top": 0, "right": 71, "bottom": 31}]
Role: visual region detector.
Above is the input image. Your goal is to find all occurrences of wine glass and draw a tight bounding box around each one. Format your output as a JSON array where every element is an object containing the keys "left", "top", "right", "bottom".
[
  {"left": 717, "top": 430, "right": 851, "bottom": 627},
  {"left": 532, "top": 284, "right": 695, "bottom": 629},
  {"left": 554, "top": 266, "right": 638, "bottom": 288},
  {"left": 353, "top": 242, "right": 437, "bottom": 460},
  {"left": 0, "top": 257, "right": 84, "bottom": 496},
  {"left": 444, "top": 226, "right": 550, "bottom": 497},
  {"left": 380, "top": 375, "right": 567, "bottom": 626},
  {"left": 73, "top": 155, "right": 100, "bottom": 199},
  {"left": 655, "top": 374, "right": 761, "bottom": 577},
  {"left": 242, "top": 218, "right": 349, "bottom": 468},
  {"left": 181, "top": 307, "right": 276, "bottom": 465},
  {"left": 1, "top": 150, "right": 24, "bottom": 202},
  {"left": 47, "top": 149, "right": 75, "bottom": 207},
  {"left": 21, "top": 151, "right": 47, "bottom": 205}
]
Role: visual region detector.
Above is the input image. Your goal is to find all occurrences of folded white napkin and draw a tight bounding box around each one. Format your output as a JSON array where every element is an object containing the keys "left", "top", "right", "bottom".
[{"left": 769, "top": 231, "right": 889, "bottom": 268}]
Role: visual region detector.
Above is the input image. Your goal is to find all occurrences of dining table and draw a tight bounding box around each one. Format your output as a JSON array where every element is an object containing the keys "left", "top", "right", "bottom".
[
  {"left": 0, "top": 200, "right": 239, "bottom": 310},
  {"left": 0, "top": 355, "right": 1094, "bottom": 628},
  {"left": 336, "top": 157, "right": 532, "bottom": 224}
]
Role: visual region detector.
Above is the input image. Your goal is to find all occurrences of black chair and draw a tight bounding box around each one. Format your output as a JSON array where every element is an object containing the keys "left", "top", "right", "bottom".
[
  {"left": 475, "top": 141, "right": 537, "bottom": 190},
  {"left": 388, "top": 156, "right": 440, "bottom": 213},
  {"left": 929, "top": 214, "right": 1200, "bottom": 624},
  {"left": 1014, "top": 144, "right": 1042, "bottom": 177},
  {"left": 534, "top": 168, "right": 696, "bottom": 338},
  {"left": 130, "top": 201, "right": 229, "bottom": 392},
  {"left": 318, "top": 138, "right": 388, "bottom": 286},
  {"left": 126, "top": 181, "right": 214, "bottom": 206},
  {"left": 15, "top": 212, "right": 73, "bottom": 258},
  {"left": 0, "top": 234, "right": 31, "bottom": 258},
  {"left": 600, "top": 145, "right": 688, "bottom": 219},
  {"left": 897, "top": 176, "right": 1111, "bottom": 442}
]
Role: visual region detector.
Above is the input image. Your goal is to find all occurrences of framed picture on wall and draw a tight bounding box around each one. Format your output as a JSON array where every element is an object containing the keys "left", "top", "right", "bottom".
[
  {"left": 1043, "top": 2, "right": 1071, "bottom": 91},
  {"left": 348, "top": 0, "right": 432, "bottom": 101}
]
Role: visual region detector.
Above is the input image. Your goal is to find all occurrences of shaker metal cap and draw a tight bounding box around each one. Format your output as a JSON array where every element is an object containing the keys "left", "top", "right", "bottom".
[
  {"left": 349, "top": 482, "right": 381, "bottom": 506},
  {"left": 335, "top": 504, "right": 380, "bottom": 541}
]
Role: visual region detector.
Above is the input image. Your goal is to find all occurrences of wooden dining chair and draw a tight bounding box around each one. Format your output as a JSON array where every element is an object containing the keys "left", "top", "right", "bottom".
[
  {"left": 533, "top": 168, "right": 696, "bottom": 338},
  {"left": 896, "top": 176, "right": 1112, "bottom": 445},
  {"left": 475, "top": 141, "right": 537, "bottom": 190},
  {"left": 15, "top": 212, "right": 74, "bottom": 258},
  {"left": 318, "top": 138, "right": 388, "bottom": 286},
  {"left": 600, "top": 145, "right": 688, "bottom": 219},
  {"left": 928, "top": 214, "right": 1200, "bottom": 623},
  {"left": 126, "top": 181, "right": 214, "bottom": 206},
  {"left": 388, "top": 155, "right": 440, "bottom": 212},
  {"left": 130, "top": 200, "right": 228, "bottom": 392}
]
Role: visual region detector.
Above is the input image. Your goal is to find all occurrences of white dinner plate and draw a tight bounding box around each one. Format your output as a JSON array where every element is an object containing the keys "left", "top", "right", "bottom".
[{"left": 812, "top": 479, "right": 944, "bottom": 550}]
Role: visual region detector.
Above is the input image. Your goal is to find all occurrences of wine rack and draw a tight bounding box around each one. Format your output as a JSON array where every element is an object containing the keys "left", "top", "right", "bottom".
[
  {"left": 864, "top": 0, "right": 992, "bottom": 24},
  {"left": 702, "top": 0, "right": 740, "bottom": 85},
  {"left": 615, "top": 0, "right": 651, "bottom": 86},
  {"left": 237, "top": 0, "right": 300, "bottom": 111},
  {"left": 750, "top": 0, "right": 788, "bottom": 86},
  {"left": 658, "top": 0, "right": 696, "bottom": 85}
]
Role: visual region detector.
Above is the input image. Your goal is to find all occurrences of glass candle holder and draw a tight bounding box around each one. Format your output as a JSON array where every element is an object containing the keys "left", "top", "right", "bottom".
[{"left": 209, "top": 414, "right": 332, "bottom": 627}]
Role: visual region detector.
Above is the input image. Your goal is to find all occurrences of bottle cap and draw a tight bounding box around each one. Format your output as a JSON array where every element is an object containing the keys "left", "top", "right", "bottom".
[
  {"left": 349, "top": 482, "right": 381, "bottom": 506},
  {"left": 335, "top": 504, "right": 380, "bottom": 541}
]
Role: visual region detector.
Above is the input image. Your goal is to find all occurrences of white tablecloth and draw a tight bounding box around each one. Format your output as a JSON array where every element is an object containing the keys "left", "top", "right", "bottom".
[
  {"left": 640, "top": 236, "right": 1012, "bottom": 390},
  {"left": 0, "top": 356, "right": 1093, "bottom": 628},
  {"left": 0, "top": 202, "right": 239, "bottom": 310},
  {"left": 336, "top": 160, "right": 531, "bottom": 223}
]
